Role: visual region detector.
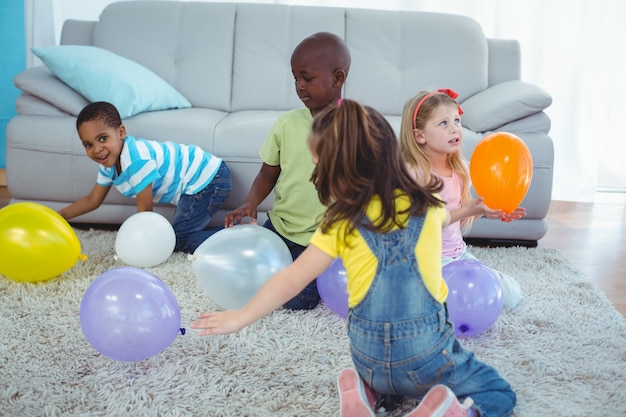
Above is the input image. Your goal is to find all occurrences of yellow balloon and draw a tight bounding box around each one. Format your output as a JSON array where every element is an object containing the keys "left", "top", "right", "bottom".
[{"left": 0, "top": 202, "right": 85, "bottom": 282}]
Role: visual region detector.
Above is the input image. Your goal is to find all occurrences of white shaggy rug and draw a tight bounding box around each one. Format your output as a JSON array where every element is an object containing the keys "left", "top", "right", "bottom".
[{"left": 1, "top": 228, "right": 625, "bottom": 416}]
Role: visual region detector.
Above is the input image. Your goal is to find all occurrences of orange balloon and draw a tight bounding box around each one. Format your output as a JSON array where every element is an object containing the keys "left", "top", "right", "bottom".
[{"left": 469, "top": 132, "right": 533, "bottom": 214}]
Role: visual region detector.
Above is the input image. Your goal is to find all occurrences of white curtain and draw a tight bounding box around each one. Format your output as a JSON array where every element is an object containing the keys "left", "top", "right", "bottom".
[{"left": 25, "top": 0, "right": 626, "bottom": 202}]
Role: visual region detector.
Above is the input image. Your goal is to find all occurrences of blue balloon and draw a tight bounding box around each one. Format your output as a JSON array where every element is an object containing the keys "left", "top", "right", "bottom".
[
  {"left": 443, "top": 259, "right": 503, "bottom": 337},
  {"left": 192, "top": 225, "right": 292, "bottom": 310},
  {"left": 80, "top": 267, "right": 181, "bottom": 362},
  {"left": 317, "top": 258, "right": 349, "bottom": 318}
]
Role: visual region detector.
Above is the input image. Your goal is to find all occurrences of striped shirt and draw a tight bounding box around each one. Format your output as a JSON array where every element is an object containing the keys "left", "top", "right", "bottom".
[{"left": 96, "top": 135, "right": 222, "bottom": 205}]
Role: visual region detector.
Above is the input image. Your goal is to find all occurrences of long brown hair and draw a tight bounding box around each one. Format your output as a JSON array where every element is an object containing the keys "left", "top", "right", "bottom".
[{"left": 309, "top": 99, "right": 443, "bottom": 238}]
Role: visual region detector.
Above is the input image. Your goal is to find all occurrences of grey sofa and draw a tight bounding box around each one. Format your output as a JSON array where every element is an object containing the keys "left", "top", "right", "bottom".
[{"left": 6, "top": 1, "right": 554, "bottom": 244}]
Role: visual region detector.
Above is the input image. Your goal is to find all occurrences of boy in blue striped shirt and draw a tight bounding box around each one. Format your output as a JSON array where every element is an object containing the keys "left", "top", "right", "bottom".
[{"left": 59, "top": 101, "right": 231, "bottom": 253}]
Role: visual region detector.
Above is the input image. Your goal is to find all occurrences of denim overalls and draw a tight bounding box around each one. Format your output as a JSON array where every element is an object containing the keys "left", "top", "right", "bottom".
[{"left": 346, "top": 215, "right": 516, "bottom": 417}]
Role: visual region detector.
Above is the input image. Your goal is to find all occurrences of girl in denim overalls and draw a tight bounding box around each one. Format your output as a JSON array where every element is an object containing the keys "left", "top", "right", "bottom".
[{"left": 191, "top": 99, "right": 516, "bottom": 417}]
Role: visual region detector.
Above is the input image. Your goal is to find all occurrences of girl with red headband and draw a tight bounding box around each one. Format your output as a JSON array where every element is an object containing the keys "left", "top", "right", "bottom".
[{"left": 400, "top": 89, "right": 524, "bottom": 311}]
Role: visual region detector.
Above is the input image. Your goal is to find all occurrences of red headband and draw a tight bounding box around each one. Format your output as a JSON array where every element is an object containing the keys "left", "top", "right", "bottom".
[{"left": 412, "top": 88, "right": 463, "bottom": 129}]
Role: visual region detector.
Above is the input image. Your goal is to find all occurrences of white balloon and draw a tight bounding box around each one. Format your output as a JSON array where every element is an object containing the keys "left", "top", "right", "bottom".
[
  {"left": 192, "top": 224, "right": 292, "bottom": 310},
  {"left": 115, "top": 212, "right": 176, "bottom": 267}
]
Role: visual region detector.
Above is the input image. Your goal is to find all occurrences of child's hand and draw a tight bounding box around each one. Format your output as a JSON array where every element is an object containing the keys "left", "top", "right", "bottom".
[
  {"left": 467, "top": 197, "right": 503, "bottom": 219},
  {"left": 500, "top": 207, "right": 526, "bottom": 222},
  {"left": 191, "top": 310, "right": 245, "bottom": 335},
  {"left": 224, "top": 204, "right": 258, "bottom": 227}
]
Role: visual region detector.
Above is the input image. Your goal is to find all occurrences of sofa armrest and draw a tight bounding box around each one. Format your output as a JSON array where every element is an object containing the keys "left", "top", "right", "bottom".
[
  {"left": 460, "top": 80, "right": 552, "bottom": 133},
  {"left": 60, "top": 19, "right": 96, "bottom": 45},
  {"left": 487, "top": 38, "right": 521, "bottom": 86},
  {"left": 14, "top": 66, "right": 88, "bottom": 116},
  {"left": 496, "top": 111, "right": 551, "bottom": 134},
  {"left": 16, "top": 94, "right": 73, "bottom": 116}
]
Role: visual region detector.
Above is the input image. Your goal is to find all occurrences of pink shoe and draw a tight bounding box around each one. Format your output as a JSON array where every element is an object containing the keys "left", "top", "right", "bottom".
[
  {"left": 337, "top": 368, "right": 378, "bottom": 417},
  {"left": 404, "top": 385, "right": 474, "bottom": 417}
]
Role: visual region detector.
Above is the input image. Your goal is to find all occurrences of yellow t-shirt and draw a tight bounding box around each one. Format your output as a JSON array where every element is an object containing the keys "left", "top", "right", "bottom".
[
  {"left": 259, "top": 108, "right": 326, "bottom": 246},
  {"left": 310, "top": 194, "right": 448, "bottom": 308}
]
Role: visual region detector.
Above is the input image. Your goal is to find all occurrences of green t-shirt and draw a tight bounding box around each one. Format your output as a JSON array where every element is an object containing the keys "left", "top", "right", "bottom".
[{"left": 259, "top": 108, "right": 326, "bottom": 246}]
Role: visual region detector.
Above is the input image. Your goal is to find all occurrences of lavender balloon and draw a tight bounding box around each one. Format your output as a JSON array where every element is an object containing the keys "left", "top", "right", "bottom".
[
  {"left": 317, "top": 258, "right": 349, "bottom": 318},
  {"left": 80, "top": 267, "right": 181, "bottom": 362},
  {"left": 442, "top": 259, "right": 503, "bottom": 338}
]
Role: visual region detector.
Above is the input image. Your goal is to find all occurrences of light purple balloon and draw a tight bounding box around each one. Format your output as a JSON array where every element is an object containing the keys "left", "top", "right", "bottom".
[
  {"left": 80, "top": 267, "right": 181, "bottom": 362},
  {"left": 317, "top": 258, "right": 349, "bottom": 318},
  {"left": 442, "top": 259, "right": 503, "bottom": 338}
]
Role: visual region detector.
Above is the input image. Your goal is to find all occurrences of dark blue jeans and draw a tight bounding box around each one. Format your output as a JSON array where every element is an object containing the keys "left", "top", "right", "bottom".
[
  {"left": 172, "top": 161, "right": 232, "bottom": 253},
  {"left": 263, "top": 218, "right": 320, "bottom": 311}
]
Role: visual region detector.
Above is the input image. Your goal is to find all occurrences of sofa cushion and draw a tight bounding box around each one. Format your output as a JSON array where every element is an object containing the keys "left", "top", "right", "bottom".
[
  {"left": 213, "top": 110, "right": 282, "bottom": 159},
  {"left": 345, "top": 10, "right": 488, "bottom": 116},
  {"left": 14, "top": 66, "right": 89, "bottom": 116},
  {"left": 495, "top": 111, "right": 552, "bottom": 135},
  {"left": 16, "top": 94, "right": 73, "bottom": 117},
  {"left": 93, "top": 1, "right": 237, "bottom": 111},
  {"left": 231, "top": 3, "right": 346, "bottom": 112},
  {"left": 123, "top": 108, "right": 226, "bottom": 152},
  {"left": 31, "top": 45, "right": 191, "bottom": 118},
  {"left": 460, "top": 81, "right": 553, "bottom": 133}
]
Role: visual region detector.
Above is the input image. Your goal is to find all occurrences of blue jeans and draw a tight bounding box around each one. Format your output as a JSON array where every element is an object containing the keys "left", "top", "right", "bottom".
[
  {"left": 172, "top": 161, "right": 232, "bottom": 253},
  {"left": 347, "top": 216, "right": 516, "bottom": 417},
  {"left": 263, "top": 218, "right": 320, "bottom": 311}
]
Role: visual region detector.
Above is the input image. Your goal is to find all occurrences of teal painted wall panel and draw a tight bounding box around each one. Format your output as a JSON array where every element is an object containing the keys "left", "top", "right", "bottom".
[{"left": 0, "top": 0, "right": 26, "bottom": 168}]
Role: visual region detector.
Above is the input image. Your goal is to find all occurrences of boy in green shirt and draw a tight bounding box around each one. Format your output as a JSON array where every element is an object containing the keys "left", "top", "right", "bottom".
[{"left": 224, "top": 32, "right": 351, "bottom": 310}]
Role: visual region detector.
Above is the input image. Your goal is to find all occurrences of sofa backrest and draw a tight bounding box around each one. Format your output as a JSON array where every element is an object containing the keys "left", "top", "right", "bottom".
[
  {"left": 67, "top": 1, "right": 494, "bottom": 116},
  {"left": 344, "top": 9, "right": 488, "bottom": 116},
  {"left": 229, "top": 4, "right": 346, "bottom": 112},
  {"left": 92, "top": 1, "right": 237, "bottom": 112}
]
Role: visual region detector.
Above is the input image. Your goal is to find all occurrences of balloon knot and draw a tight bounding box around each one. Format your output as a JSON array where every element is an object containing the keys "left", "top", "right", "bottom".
[
  {"left": 79, "top": 253, "right": 88, "bottom": 262},
  {"left": 186, "top": 254, "right": 196, "bottom": 262},
  {"left": 179, "top": 328, "right": 186, "bottom": 335}
]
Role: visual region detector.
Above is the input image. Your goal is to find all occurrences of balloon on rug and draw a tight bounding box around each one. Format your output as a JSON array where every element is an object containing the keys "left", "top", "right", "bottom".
[
  {"left": 443, "top": 259, "right": 503, "bottom": 338},
  {"left": 0, "top": 202, "right": 86, "bottom": 282},
  {"left": 192, "top": 224, "right": 292, "bottom": 310},
  {"left": 115, "top": 211, "right": 176, "bottom": 267},
  {"left": 80, "top": 267, "right": 181, "bottom": 362},
  {"left": 317, "top": 258, "right": 349, "bottom": 318}
]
